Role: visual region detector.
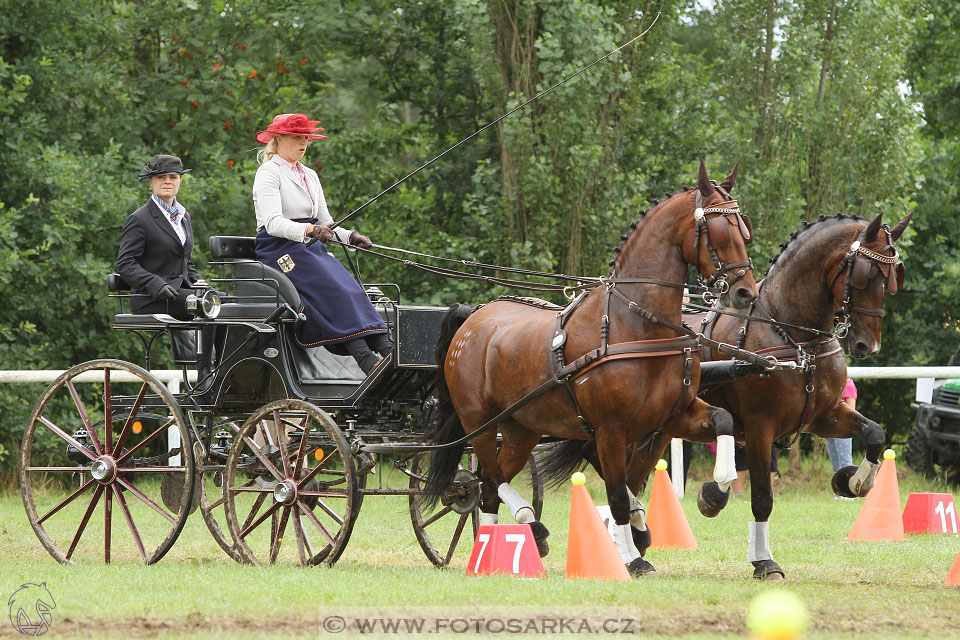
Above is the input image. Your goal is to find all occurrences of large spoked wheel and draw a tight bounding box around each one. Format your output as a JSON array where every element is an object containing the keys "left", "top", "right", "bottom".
[
  {"left": 408, "top": 451, "right": 543, "bottom": 568},
  {"left": 20, "top": 359, "right": 195, "bottom": 564},
  {"left": 223, "top": 399, "right": 360, "bottom": 566},
  {"left": 196, "top": 417, "right": 244, "bottom": 562}
]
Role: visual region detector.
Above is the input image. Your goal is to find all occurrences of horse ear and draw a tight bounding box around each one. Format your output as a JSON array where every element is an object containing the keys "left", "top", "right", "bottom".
[
  {"left": 697, "top": 159, "right": 715, "bottom": 196},
  {"left": 719, "top": 162, "right": 738, "bottom": 193},
  {"left": 890, "top": 211, "right": 913, "bottom": 242},
  {"left": 863, "top": 212, "right": 883, "bottom": 242}
]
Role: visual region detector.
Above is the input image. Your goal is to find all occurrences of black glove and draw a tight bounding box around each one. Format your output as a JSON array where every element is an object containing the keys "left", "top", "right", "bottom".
[
  {"left": 307, "top": 224, "right": 335, "bottom": 243},
  {"left": 349, "top": 231, "right": 373, "bottom": 249},
  {"left": 158, "top": 285, "right": 178, "bottom": 301}
]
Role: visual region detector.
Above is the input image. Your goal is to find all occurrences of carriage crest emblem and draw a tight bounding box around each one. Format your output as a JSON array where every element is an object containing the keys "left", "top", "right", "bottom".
[
  {"left": 7, "top": 582, "right": 56, "bottom": 636},
  {"left": 277, "top": 254, "right": 295, "bottom": 273}
]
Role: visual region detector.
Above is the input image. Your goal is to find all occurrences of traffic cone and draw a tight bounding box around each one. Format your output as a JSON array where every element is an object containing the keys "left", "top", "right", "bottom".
[
  {"left": 566, "top": 473, "right": 631, "bottom": 581},
  {"left": 845, "top": 450, "right": 905, "bottom": 542},
  {"left": 646, "top": 460, "right": 697, "bottom": 550},
  {"left": 947, "top": 548, "right": 960, "bottom": 586}
]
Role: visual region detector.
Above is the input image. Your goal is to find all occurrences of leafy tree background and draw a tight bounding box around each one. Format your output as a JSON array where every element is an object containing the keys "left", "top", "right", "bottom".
[{"left": 0, "top": 0, "right": 956, "bottom": 474}]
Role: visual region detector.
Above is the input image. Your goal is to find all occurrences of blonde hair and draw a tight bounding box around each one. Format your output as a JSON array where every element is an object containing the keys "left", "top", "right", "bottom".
[{"left": 257, "top": 136, "right": 279, "bottom": 164}]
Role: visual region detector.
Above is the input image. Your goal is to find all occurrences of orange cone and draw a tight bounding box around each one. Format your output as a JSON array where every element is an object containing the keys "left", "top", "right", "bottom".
[
  {"left": 947, "top": 548, "right": 960, "bottom": 586},
  {"left": 845, "top": 450, "right": 905, "bottom": 542},
  {"left": 646, "top": 460, "right": 697, "bottom": 550},
  {"left": 566, "top": 473, "right": 631, "bottom": 581}
]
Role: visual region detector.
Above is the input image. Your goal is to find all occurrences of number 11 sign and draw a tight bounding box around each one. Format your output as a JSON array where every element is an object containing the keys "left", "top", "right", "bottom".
[{"left": 902, "top": 492, "right": 959, "bottom": 535}]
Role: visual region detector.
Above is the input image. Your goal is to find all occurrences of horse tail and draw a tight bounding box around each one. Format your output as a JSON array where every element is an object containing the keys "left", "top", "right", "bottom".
[
  {"left": 421, "top": 303, "right": 476, "bottom": 507},
  {"left": 538, "top": 439, "right": 596, "bottom": 489}
]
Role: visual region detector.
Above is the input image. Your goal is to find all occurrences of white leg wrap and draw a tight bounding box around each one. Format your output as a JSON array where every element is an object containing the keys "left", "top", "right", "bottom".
[
  {"left": 714, "top": 434, "right": 738, "bottom": 488},
  {"left": 849, "top": 457, "right": 881, "bottom": 495},
  {"left": 626, "top": 487, "right": 647, "bottom": 530},
  {"left": 480, "top": 512, "right": 499, "bottom": 525},
  {"left": 747, "top": 521, "right": 773, "bottom": 563},
  {"left": 498, "top": 483, "right": 535, "bottom": 523}
]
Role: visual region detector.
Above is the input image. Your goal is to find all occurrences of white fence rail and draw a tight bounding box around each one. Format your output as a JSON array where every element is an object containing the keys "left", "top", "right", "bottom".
[{"left": 3, "top": 366, "right": 959, "bottom": 489}]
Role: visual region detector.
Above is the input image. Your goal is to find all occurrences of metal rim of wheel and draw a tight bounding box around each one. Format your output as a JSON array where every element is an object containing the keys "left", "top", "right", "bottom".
[
  {"left": 20, "top": 359, "right": 195, "bottom": 565},
  {"left": 222, "top": 399, "right": 360, "bottom": 567},
  {"left": 408, "top": 451, "right": 543, "bottom": 568},
  {"left": 196, "top": 417, "right": 244, "bottom": 563}
]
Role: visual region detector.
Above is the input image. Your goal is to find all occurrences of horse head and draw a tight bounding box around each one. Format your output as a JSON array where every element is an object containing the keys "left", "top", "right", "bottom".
[
  {"left": 679, "top": 160, "right": 758, "bottom": 309},
  {"left": 829, "top": 212, "right": 911, "bottom": 358}
]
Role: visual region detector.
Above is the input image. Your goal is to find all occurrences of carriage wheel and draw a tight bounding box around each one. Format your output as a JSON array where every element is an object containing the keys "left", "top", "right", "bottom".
[
  {"left": 408, "top": 451, "right": 543, "bottom": 568},
  {"left": 223, "top": 399, "right": 360, "bottom": 566},
  {"left": 20, "top": 359, "right": 194, "bottom": 564},
  {"left": 196, "top": 417, "right": 244, "bottom": 563}
]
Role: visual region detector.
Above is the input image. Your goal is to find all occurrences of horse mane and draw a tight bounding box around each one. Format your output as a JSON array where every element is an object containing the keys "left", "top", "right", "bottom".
[
  {"left": 608, "top": 186, "right": 695, "bottom": 268},
  {"left": 765, "top": 213, "right": 866, "bottom": 276}
]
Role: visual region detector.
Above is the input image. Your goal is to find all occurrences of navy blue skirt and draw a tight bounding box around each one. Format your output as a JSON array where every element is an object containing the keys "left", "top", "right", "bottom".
[{"left": 255, "top": 225, "right": 387, "bottom": 348}]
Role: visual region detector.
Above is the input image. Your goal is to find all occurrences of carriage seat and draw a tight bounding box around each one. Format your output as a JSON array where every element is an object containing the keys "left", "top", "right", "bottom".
[
  {"left": 208, "top": 236, "right": 366, "bottom": 383},
  {"left": 107, "top": 274, "right": 199, "bottom": 365},
  {"left": 209, "top": 236, "right": 301, "bottom": 321}
]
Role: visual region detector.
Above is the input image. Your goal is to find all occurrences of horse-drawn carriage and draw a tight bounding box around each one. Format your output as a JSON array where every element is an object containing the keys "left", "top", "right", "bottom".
[
  {"left": 19, "top": 234, "right": 541, "bottom": 567},
  {"left": 20, "top": 161, "right": 911, "bottom": 579}
]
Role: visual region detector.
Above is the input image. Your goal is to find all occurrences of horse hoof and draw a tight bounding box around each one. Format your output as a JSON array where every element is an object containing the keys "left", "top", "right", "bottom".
[
  {"left": 697, "top": 481, "right": 730, "bottom": 518},
  {"left": 529, "top": 521, "right": 550, "bottom": 557},
  {"left": 627, "top": 557, "right": 656, "bottom": 576},
  {"left": 631, "top": 525, "right": 652, "bottom": 556},
  {"left": 831, "top": 465, "right": 858, "bottom": 498},
  {"left": 752, "top": 559, "right": 785, "bottom": 581}
]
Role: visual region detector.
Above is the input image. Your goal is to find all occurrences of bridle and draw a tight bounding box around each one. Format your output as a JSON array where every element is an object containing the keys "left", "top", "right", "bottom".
[
  {"left": 829, "top": 225, "right": 904, "bottom": 338},
  {"left": 694, "top": 184, "right": 754, "bottom": 294}
]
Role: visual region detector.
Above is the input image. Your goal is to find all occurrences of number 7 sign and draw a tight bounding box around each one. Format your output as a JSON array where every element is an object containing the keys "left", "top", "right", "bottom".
[{"left": 466, "top": 524, "right": 546, "bottom": 578}]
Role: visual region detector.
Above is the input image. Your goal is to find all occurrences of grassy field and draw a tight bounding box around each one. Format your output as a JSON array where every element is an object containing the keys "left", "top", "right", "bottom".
[{"left": 1, "top": 453, "right": 959, "bottom": 639}]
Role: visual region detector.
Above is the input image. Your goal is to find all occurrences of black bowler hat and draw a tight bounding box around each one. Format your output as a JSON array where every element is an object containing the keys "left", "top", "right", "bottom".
[{"left": 138, "top": 154, "right": 192, "bottom": 181}]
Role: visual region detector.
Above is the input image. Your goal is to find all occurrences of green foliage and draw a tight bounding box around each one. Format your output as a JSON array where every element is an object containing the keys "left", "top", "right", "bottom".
[{"left": 0, "top": 0, "right": 956, "bottom": 467}]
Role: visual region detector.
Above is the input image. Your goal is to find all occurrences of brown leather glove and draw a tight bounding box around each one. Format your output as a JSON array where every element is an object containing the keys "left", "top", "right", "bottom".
[
  {"left": 349, "top": 231, "right": 373, "bottom": 249},
  {"left": 307, "top": 224, "right": 335, "bottom": 243}
]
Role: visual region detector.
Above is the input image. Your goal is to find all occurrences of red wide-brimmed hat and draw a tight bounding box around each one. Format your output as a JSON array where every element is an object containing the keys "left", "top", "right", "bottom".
[{"left": 255, "top": 113, "right": 327, "bottom": 144}]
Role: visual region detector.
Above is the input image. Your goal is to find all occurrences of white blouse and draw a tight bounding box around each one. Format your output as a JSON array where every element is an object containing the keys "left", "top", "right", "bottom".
[{"left": 252, "top": 155, "right": 353, "bottom": 243}]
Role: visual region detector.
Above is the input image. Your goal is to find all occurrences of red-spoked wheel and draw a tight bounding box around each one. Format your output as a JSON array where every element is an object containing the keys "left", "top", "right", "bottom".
[
  {"left": 222, "top": 399, "right": 361, "bottom": 566},
  {"left": 20, "top": 359, "right": 195, "bottom": 564}
]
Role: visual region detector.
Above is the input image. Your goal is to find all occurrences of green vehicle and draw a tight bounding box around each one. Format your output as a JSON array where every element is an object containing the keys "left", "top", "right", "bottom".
[{"left": 906, "top": 347, "right": 960, "bottom": 485}]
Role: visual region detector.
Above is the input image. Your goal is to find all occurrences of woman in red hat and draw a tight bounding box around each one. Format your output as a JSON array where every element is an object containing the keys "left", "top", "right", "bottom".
[{"left": 252, "top": 113, "right": 393, "bottom": 374}]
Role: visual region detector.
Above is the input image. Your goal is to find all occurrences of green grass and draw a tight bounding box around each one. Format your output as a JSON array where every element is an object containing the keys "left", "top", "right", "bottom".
[{"left": 1, "top": 453, "right": 959, "bottom": 639}]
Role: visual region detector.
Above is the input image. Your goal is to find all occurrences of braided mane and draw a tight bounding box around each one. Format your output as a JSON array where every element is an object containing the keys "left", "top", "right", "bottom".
[
  {"left": 608, "top": 186, "right": 694, "bottom": 267},
  {"left": 765, "top": 213, "right": 866, "bottom": 275}
]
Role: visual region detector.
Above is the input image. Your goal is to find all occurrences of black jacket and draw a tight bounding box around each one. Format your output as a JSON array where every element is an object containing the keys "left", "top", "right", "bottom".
[{"left": 116, "top": 199, "right": 199, "bottom": 312}]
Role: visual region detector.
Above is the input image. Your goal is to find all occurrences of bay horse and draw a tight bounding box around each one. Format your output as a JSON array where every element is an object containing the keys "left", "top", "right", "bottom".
[
  {"left": 423, "top": 161, "right": 759, "bottom": 573},
  {"left": 542, "top": 211, "right": 911, "bottom": 578}
]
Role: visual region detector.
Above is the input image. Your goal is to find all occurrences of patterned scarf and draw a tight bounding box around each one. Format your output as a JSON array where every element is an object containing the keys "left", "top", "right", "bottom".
[{"left": 154, "top": 195, "right": 181, "bottom": 223}]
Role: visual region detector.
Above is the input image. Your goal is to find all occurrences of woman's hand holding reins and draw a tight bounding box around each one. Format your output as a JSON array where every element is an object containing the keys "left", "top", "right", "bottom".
[
  {"left": 306, "top": 224, "right": 335, "bottom": 243},
  {"left": 349, "top": 231, "right": 373, "bottom": 249}
]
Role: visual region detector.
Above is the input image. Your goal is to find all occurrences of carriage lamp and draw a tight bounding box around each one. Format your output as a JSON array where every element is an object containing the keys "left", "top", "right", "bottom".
[
  {"left": 66, "top": 428, "right": 90, "bottom": 463},
  {"left": 184, "top": 289, "right": 221, "bottom": 319}
]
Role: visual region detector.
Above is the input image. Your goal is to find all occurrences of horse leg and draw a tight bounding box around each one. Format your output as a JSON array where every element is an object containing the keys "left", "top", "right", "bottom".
[
  {"left": 471, "top": 430, "right": 505, "bottom": 526},
  {"left": 660, "top": 399, "right": 737, "bottom": 517},
  {"left": 593, "top": 427, "right": 657, "bottom": 576},
  {"left": 497, "top": 424, "right": 550, "bottom": 555},
  {"left": 742, "top": 433, "right": 784, "bottom": 581},
  {"left": 807, "top": 402, "right": 884, "bottom": 498},
  {"left": 621, "top": 434, "right": 674, "bottom": 564}
]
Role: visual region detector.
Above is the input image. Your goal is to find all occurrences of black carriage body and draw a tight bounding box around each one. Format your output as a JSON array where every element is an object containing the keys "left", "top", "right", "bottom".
[{"left": 109, "top": 235, "right": 446, "bottom": 430}]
